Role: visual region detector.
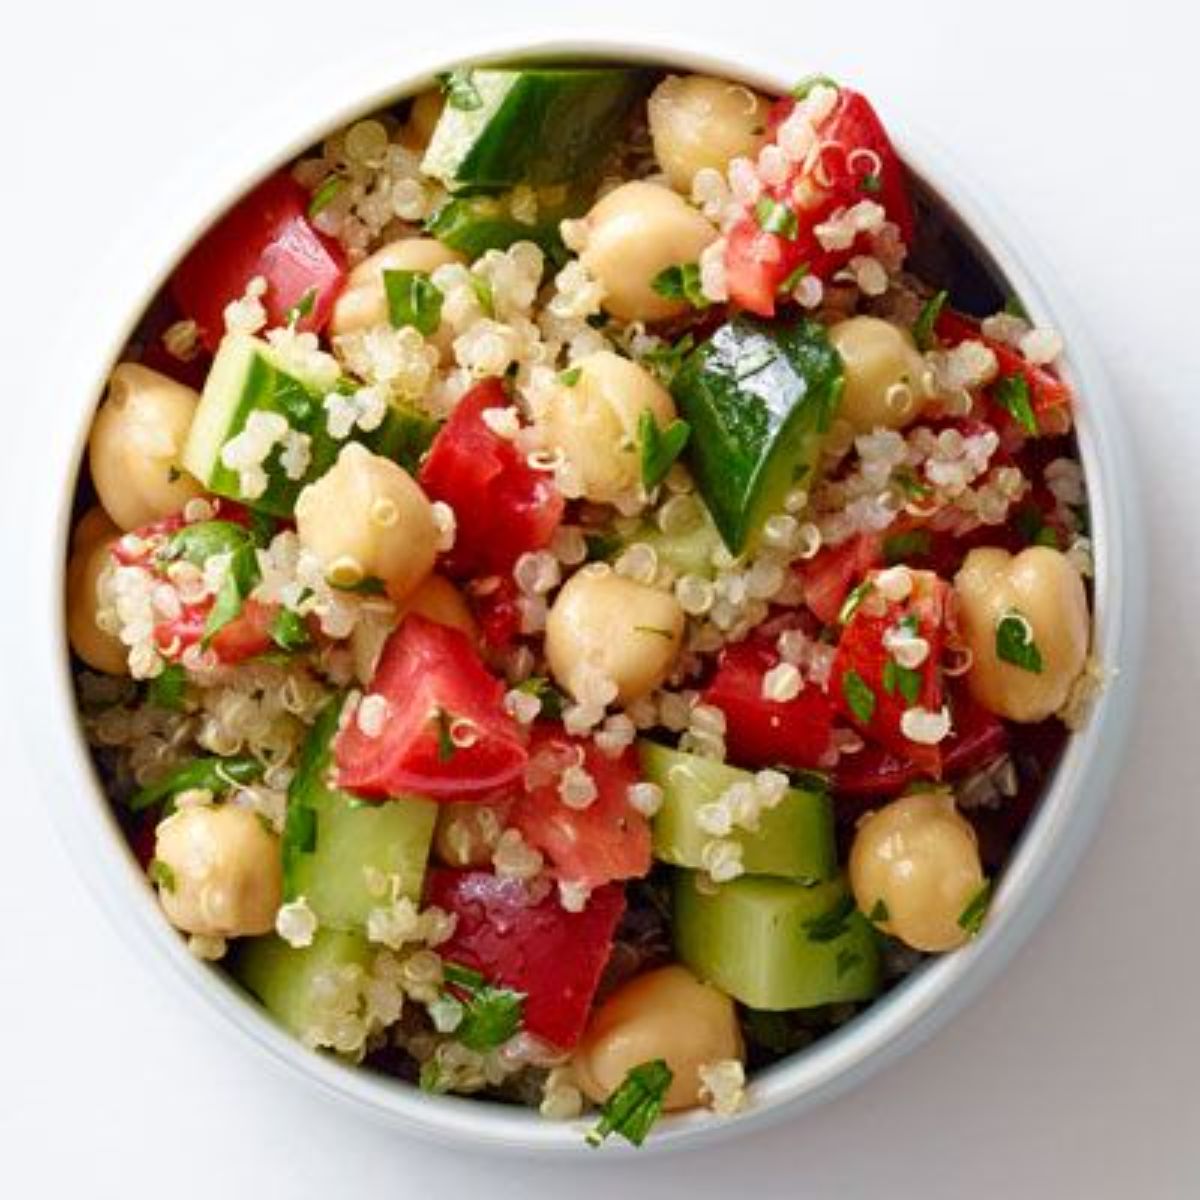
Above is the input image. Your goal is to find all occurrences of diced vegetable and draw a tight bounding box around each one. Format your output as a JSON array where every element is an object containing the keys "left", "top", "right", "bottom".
[
  {"left": 798, "top": 533, "right": 883, "bottom": 626},
  {"left": 426, "top": 869, "right": 626, "bottom": 1049},
  {"left": 427, "top": 187, "right": 578, "bottom": 261},
  {"left": 672, "top": 316, "right": 844, "bottom": 553},
  {"left": 508, "top": 726, "right": 651, "bottom": 889},
  {"left": 334, "top": 615, "right": 527, "bottom": 799},
  {"left": 702, "top": 639, "right": 836, "bottom": 771},
  {"left": 283, "top": 701, "right": 438, "bottom": 928},
  {"left": 423, "top": 68, "right": 651, "bottom": 188},
  {"left": 639, "top": 742, "right": 836, "bottom": 881},
  {"left": 232, "top": 928, "right": 374, "bottom": 1040},
  {"left": 419, "top": 378, "right": 563, "bottom": 577},
  {"left": 171, "top": 172, "right": 347, "bottom": 351},
  {"left": 673, "top": 872, "right": 880, "bottom": 1009}
]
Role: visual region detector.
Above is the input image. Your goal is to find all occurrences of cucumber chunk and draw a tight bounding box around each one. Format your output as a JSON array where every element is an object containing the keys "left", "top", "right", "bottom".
[
  {"left": 427, "top": 186, "right": 578, "bottom": 262},
  {"left": 673, "top": 872, "right": 881, "bottom": 1010},
  {"left": 423, "top": 68, "right": 650, "bottom": 188},
  {"left": 283, "top": 701, "right": 437, "bottom": 929},
  {"left": 232, "top": 927, "right": 374, "bottom": 1041},
  {"left": 672, "top": 317, "right": 844, "bottom": 554},
  {"left": 183, "top": 334, "right": 437, "bottom": 516},
  {"left": 639, "top": 741, "right": 836, "bottom": 881}
]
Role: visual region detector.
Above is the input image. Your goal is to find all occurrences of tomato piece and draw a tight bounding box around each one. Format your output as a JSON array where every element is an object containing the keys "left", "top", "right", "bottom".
[
  {"left": 471, "top": 575, "right": 523, "bottom": 649},
  {"left": 208, "top": 598, "right": 277, "bottom": 664},
  {"left": 831, "top": 568, "right": 950, "bottom": 776},
  {"left": 797, "top": 533, "right": 883, "bottom": 626},
  {"left": 426, "top": 869, "right": 625, "bottom": 1049},
  {"left": 170, "top": 173, "right": 347, "bottom": 352},
  {"left": 419, "top": 379, "right": 564, "bottom": 579},
  {"left": 508, "top": 726, "right": 651, "bottom": 889},
  {"left": 834, "top": 682, "right": 1007, "bottom": 796},
  {"left": 725, "top": 88, "right": 913, "bottom": 316},
  {"left": 702, "top": 639, "right": 835, "bottom": 770},
  {"left": 936, "top": 311, "right": 1072, "bottom": 418},
  {"left": 334, "top": 615, "right": 527, "bottom": 799}
]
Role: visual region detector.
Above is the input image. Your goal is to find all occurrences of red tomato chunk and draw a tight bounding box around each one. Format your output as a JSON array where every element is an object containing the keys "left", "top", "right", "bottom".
[{"left": 426, "top": 869, "right": 625, "bottom": 1049}]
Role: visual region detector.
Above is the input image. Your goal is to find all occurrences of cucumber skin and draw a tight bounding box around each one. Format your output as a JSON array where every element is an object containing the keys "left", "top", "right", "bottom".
[
  {"left": 423, "top": 68, "right": 652, "bottom": 188},
  {"left": 639, "top": 741, "right": 836, "bottom": 882},
  {"left": 673, "top": 872, "right": 881, "bottom": 1010},
  {"left": 672, "top": 317, "right": 844, "bottom": 555},
  {"left": 183, "top": 334, "right": 438, "bottom": 517},
  {"left": 283, "top": 701, "right": 437, "bottom": 930},
  {"left": 232, "top": 927, "right": 373, "bottom": 1040},
  {"left": 427, "top": 191, "right": 575, "bottom": 263}
]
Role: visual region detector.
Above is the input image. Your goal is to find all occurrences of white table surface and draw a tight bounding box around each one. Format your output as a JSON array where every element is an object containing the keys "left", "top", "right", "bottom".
[{"left": 2, "top": 1, "right": 1197, "bottom": 1195}]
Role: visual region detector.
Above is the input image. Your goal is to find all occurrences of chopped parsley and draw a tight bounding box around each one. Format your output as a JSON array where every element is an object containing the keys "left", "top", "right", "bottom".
[
  {"left": 148, "top": 858, "right": 176, "bottom": 893},
  {"left": 1003, "top": 294, "right": 1029, "bottom": 320},
  {"left": 995, "top": 610, "right": 1043, "bottom": 673},
  {"left": 516, "top": 676, "right": 566, "bottom": 720},
  {"left": 778, "top": 262, "right": 810, "bottom": 295},
  {"left": 162, "top": 519, "right": 254, "bottom": 567},
  {"left": 842, "top": 669, "right": 876, "bottom": 725},
  {"left": 641, "top": 333, "right": 695, "bottom": 387},
  {"left": 330, "top": 575, "right": 388, "bottom": 596},
  {"left": 433, "top": 708, "right": 456, "bottom": 762},
  {"left": 129, "top": 754, "right": 263, "bottom": 814},
  {"left": 650, "top": 262, "right": 709, "bottom": 309},
  {"left": 270, "top": 608, "right": 311, "bottom": 653},
  {"left": 994, "top": 373, "right": 1038, "bottom": 436},
  {"left": 883, "top": 529, "right": 932, "bottom": 564},
  {"left": 912, "top": 289, "right": 948, "bottom": 352},
  {"left": 468, "top": 273, "right": 495, "bottom": 317},
  {"left": 437, "top": 67, "right": 483, "bottom": 111},
  {"left": 382, "top": 269, "right": 444, "bottom": 336},
  {"left": 283, "top": 802, "right": 318, "bottom": 859},
  {"left": 633, "top": 625, "right": 675, "bottom": 640},
  {"left": 284, "top": 286, "right": 317, "bottom": 326},
  {"left": 957, "top": 879, "right": 993, "bottom": 937},
  {"left": 203, "top": 539, "right": 261, "bottom": 646},
  {"left": 858, "top": 172, "right": 882, "bottom": 195},
  {"left": 803, "top": 892, "right": 856, "bottom": 943},
  {"left": 638, "top": 409, "right": 692, "bottom": 491},
  {"left": 585, "top": 1059, "right": 673, "bottom": 1148},
  {"left": 147, "top": 664, "right": 187, "bottom": 711},
  {"left": 791, "top": 73, "right": 839, "bottom": 101},
  {"left": 893, "top": 467, "right": 933, "bottom": 500},
  {"left": 754, "top": 195, "right": 799, "bottom": 239},
  {"left": 838, "top": 579, "right": 875, "bottom": 625},
  {"left": 558, "top": 366, "right": 582, "bottom": 387},
  {"left": 307, "top": 175, "right": 344, "bottom": 219},
  {"left": 882, "top": 657, "right": 922, "bottom": 705},
  {"left": 584, "top": 531, "right": 622, "bottom": 562},
  {"left": 419, "top": 1060, "right": 449, "bottom": 1094},
  {"left": 868, "top": 898, "right": 890, "bottom": 923},
  {"left": 439, "top": 961, "right": 525, "bottom": 1053}
]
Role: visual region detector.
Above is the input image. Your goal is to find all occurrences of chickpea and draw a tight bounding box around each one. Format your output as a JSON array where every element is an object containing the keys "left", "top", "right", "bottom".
[
  {"left": 399, "top": 573, "right": 477, "bottom": 640},
  {"left": 153, "top": 804, "right": 282, "bottom": 938},
  {"left": 538, "top": 351, "right": 676, "bottom": 504},
  {"left": 65, "top": 506, "right": 127, "bottom": 675},
  {"left": 398, "top": 88, "right": 445, "bottom": 152},
  {"left": 573, "top": 965, "right": 743, "bottom": 1112},
  {"left": 88, "top": 362, "right": 203, "bottom": 531},
  {"left": 433, "top": 801, "right": 505, "bottom": 869},
  {"left": 545, "top": 565, "right": 684, "bottom": 705},
  {"left": 648, "top": 74, "right": 770, "bottom": 195},
  {"left": 955, "top": 546, "right": 1090, "bottom": 723},
  {"left": 827, "top": 316, "right": 932, "bottom": 433},
  {"left": 329, "top": 237, "right": 464, "bottom": 340},
  {"left": 849, "top": 792, "right": 985, "bottom": 953},
  {"left": 295, "top": 442, "right": 437, "bottom": 603},
  {"left": 580, "top": 182, "right": 718, "bottom": 323}
]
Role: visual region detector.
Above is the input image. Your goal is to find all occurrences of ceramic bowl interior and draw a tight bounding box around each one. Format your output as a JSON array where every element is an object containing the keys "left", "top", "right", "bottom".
[{"left": 39, "top": 36, "right": 1144, "bottom": 1157}]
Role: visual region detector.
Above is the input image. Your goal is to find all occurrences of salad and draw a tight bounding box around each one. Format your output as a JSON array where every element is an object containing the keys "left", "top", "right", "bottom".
[{"left": 68, "top": 62, "right": 1098, "bottom": 1145}]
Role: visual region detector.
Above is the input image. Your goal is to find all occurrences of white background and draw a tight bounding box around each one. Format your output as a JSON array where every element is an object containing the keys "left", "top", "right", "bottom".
[{"left": 1, "top": 2, "right": 1197, "bottom": 1196}]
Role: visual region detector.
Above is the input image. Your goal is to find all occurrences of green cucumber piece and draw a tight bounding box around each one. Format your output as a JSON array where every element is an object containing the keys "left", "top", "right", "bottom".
[
  {"left": 423, "top": 68, "right": 650, "bottom": 188},
  {"left": 635, "top": 503, "right": 724, "bottom": 581},
  {"left": 672, "top": 317, "right": 844, "bottom": 554},
  {"left": 283, "top": 701, "right": 437, "bottom": 930},
  {"left": 639, "top": 742, "right": 835, "bottom": 881},
  {"left": 673, "top": 872, "right": 880, "bottom": 1010},
  {"left": 232, "top": 927, "right": 374, "bottom": 1041},
  {"left": 427, "top": 186, "right": 578, "bottom": 263},
  {"left": 183, "top": 334, "right": 438, "bottom": 516}
]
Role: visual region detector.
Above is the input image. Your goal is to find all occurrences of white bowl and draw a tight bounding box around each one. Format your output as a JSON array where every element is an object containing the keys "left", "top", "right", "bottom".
[{"left": 26, "top": 34, "right": 1145, "bottom": 1157}]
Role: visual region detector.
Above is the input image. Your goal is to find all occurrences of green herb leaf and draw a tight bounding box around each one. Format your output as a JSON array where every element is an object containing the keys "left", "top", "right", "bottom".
[
  {"left": 437, "top": 66, "right": 483, "bottom": 110},
  {"left": 912, "top": 289, "right": 948, "bottom": 352},
  {"left": 838, "top": 579, "right": 875, "bottom": 625},
  {"left": 147, "top": 664, "right": 187, "bottom": 711},
  {"left": 995, "top": 610, "right": 1043, "bottom": 673},
  {"left": 638, "top": 410, "right": 692, "bottom": 492},
  {"left": 162, "top": 520, "right": 254, "bottom": 567},
  {"left": 791, "top": 73, "right": 839, "bottom": 101},
  {"left": 778, "top": 262, "right": 810, "bottom": 295},
  {"left": 469, "top": 274, "right": 495, "bottom": 317},
  {"left": 788, "top": 768, "right": 831, "bottom": 794},
  {"left": 883, "top": 529, "right": 932, "bottom": 564},
  {"left": 419, "top": 1060, "right": 448, "bottom": 1094},
  {"left": 283, "top": 803, "right": 318, "bottom": 860},
  {"left": 633, "top": 625, "right": 674, "bottom": 639},
  {"left": 868, "top": 898, "right": 890, "bottom": 923},
  {"left": 285, "top": 286, "right": 318, "bottom": 325},
  {"left": 803, "top": 892, "right": 856, "bottom": 943},
  {"left": 558, "top": 366, "right": 582, "bottom": 387},
  {"left": 584, "top": 532, "right": 622, "bottom": 563},
  {"left": 1003, "top": 294, "right": 1029, "bottom": 320},
  {"left": 443, "top": 961, "right": 486, "bottom": 991},
  {"left": 842, "top": 669, "right": 876, "bottom": 725},
  {"left": 882, "top": 658, "right": 922, "bottom": 705},
  {"left": 270, "top": 608, "right": 311, "bottom": 653},
  {"left": 516, "top": 676, "right": 566, "bottom": 721},
  {"left": 994, "top": 373, "right": 1038, "bottom": 436},
  {"left": 859, "top": 172, "right": 882, "bottom": 195},
  {"left": 893, "top": 467, "right": 932, "bottom": 500},
  {"left": 330, "top": 575, "right": 388, "bottom": 596},
  {"left": 640, "top": 333, "right": 694, "bottom": 387},
  {"left": 148, "top": 859, "right": 176, "bottom": 893},
  {"left": 308, "top": 175, "right": 344, "bottom": 219},
  {"left": 585, "top": 1060, "right": 673, "bottom": 1149},
  {"left": 457, "top": 986, "right": 525, "bottom": 1052},
  {"left": 650, "top": 263, "right": 709, "bottom": 309},
  {"left": 434, "top": 708, "right": 456, "bottom": 763},
  {"left": 129, "top": 755, "right": 263, "bottom": 813},
  {"left": 383, "top": 269, "right": 444, "bottom": 336},
  {"left": 203, "top": 539, "right": 261, "bottom": 646},
  {"left": 754, "top": 195, "right": 799, "bottom": 239},
  {"left": 957, "top": 879, "right": 993, "bottom": 936}
]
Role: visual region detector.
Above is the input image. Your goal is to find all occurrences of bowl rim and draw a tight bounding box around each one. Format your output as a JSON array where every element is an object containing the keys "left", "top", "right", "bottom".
[{"left": 24, "top": 31, "right": 1146, "bottom": 1158}]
